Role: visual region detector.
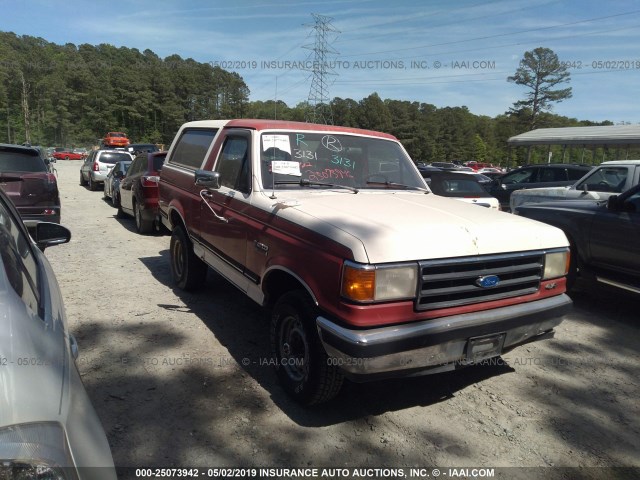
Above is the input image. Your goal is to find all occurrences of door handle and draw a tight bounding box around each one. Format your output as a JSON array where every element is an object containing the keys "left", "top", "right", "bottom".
[{"left": 199, "top": 190, "right": 228, "bottom": 223}]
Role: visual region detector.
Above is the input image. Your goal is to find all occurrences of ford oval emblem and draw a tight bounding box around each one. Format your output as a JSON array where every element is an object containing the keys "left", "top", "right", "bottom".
[{"left": 475, "top": 275, "right": 500, "bottom": 288}]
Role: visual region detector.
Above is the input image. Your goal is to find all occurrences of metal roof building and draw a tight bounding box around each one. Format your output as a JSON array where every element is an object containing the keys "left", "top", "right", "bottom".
[
  {"left": 507, "top": 125, "right": 640, "bottom": 164},
  {"left": 508, "top": 125, "right": 640, "bottom": 146}
]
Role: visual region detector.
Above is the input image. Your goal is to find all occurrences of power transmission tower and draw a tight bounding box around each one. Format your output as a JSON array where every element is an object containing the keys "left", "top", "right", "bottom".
[{"left": 303, "top": 14, "right": 339, "bottom": 124}]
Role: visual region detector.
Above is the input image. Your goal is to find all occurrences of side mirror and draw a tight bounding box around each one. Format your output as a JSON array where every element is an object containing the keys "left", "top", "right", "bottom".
[
  {"left": 195, "top": 170, "right": 221, "bottom": 190},
  {"left": 607, "top": 195, "right": 620, "bottom": 211},
  {"left": 33, "top": 222, "right": 72, "bottom": 251}
]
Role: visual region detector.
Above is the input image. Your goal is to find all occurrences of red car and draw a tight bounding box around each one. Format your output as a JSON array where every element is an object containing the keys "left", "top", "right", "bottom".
[
  {"left": 0, "top": 143, "right": 61, "bottom": 223},
  {"left": 118, "top": 151, "right": 166, "bottom": 233},
  {"left": 103, "top": 132, "right": 130, "bottom": 148},
  {"left": 52, "top": 150, "right": 84, "bottom": 160}
]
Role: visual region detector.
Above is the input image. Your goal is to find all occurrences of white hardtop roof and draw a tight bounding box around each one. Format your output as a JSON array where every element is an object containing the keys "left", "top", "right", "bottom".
[{"left": 180, "top": 120, "right": 230, "bottom": 129}]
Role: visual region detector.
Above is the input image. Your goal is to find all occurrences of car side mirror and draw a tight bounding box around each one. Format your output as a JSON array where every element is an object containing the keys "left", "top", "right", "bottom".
[
  {"left": 32, "top": 222, "right": 72, "bottom": 251},
  {"left": 607, "top": 195, "right": 620, "bottom": 211},
  {"left": 195, "top": 170, "right": 221, "bottom": 190},
  {"left": 21, "top": 221, "right": 71, "bottom": 251}
]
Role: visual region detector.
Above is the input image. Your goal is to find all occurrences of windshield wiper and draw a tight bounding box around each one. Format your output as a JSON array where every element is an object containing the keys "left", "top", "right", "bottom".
[
  {"left": 275, "top": 179, "right": 359, "bottom": 194},
  {"left": 365, "top": 180, "right": 429, "bottom": 193}
]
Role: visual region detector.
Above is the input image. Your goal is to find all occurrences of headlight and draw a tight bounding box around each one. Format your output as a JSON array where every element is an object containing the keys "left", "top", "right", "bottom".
[
  {"left": 543, "top": 250, "right": 570, "bottom": 280},
  {"left": 0, "top": 422, "right": 79, "bottom": 480},
  {"left": 341, "top": 261, "right": 417, "bottom": 302}
]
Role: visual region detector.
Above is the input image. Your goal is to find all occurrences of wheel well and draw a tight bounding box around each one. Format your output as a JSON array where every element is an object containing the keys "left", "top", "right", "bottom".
[
  {"left": 563, "top": 232, "right": 580, "bottom": 262},
  {"left": 262, "top": 269, "right": 314, "bottom": 310},
  {"left": 169, "top": 209, "right": 186, "bottom": 232}
]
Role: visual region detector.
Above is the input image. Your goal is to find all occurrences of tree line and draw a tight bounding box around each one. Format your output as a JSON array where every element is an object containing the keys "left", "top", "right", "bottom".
[{"left": 0, "top": 32, "right": 613, "bottom": 166}]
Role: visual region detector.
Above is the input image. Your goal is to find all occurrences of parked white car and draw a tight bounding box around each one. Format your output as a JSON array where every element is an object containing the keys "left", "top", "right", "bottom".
[
  {"left": 0, "top": 188, "right": 116, "bottom": 479},
  {"left": 80, "top": 149, "right": 133, "bottom": 191},
  {"left": 510, "top": 160, "right": 640, "bottom": 211}
]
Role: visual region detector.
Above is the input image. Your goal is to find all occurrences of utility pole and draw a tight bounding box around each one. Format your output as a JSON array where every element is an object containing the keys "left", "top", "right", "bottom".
[{"left": 303, "top": 14, "right": 339, "bottom": 124}]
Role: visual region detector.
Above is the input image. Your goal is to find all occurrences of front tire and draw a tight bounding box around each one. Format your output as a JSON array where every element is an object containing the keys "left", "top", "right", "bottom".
[
  {"left": 271, "top": 291, "right": 344, "bottom": 405},
  {"left": 170, "top": 226, "right": 207, "bottom": 291}
]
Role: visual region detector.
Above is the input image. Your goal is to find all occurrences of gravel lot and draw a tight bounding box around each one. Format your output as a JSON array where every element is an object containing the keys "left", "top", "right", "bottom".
[{"left": 45, "top": 159, "right": 639, "bottom": 479}]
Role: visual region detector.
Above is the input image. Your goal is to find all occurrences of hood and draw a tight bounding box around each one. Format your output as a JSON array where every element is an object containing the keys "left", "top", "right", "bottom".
[{"left": 265, "top": 191, "right": 569, "bottom": 263}]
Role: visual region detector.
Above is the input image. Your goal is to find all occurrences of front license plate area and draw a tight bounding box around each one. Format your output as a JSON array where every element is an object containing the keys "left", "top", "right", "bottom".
[{"left": 465, "top": 333, "right": 506, "bottom": 364}]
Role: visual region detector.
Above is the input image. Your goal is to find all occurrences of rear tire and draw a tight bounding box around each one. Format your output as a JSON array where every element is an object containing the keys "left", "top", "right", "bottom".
[
  {"left": 88, "top": 175, "right": 97, "bottom": 191},
  {"left": 112, "top": 189, "right": 121, "bottom": 208},
  {"left": 116, "top": 203, "right": 126, "bottom": 219},
  {"left": 170, "top": 226, "right": 207, "bottom": 291},
  {"left": 271, "top": 290, "right": 344, "bottom": 405},
  {"left": 134, "top": 201, "right": 153, "bottom": 234},
  {"left": 80, "top": 172, "right": 87, "bottom": 186}
]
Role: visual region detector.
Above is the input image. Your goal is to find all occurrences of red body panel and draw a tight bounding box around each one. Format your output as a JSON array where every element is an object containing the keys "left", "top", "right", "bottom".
[{"left": 53, "top": 151, "right": 83, "bottom": 160}]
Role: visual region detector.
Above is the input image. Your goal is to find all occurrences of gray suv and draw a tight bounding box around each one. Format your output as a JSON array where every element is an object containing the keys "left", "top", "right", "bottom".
[
  {"left": 489, "top": 163, "right": 593, "bottom": 211},
  {"left": 80, "top": 149, "right": 132, "bottom": 191}
]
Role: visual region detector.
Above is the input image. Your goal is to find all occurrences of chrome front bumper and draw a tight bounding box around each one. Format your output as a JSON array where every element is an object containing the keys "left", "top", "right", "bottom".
[{"left": 316, "top": 294, "right": 572, "bottom": 380}]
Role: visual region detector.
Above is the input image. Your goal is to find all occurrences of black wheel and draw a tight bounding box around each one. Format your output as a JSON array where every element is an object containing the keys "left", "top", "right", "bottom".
[
  {"left": 116, "top": 203, "right": 126, "bottom": 219},
  {"left": 270, "top": 291, "right": 344, "bottom": 405},
  {"left": 170, "top": 226, "right": 207, "bottom": 291},
  {"left": 134, "top": 201, "right": 153, "bottom": 234},
  {"left": 64, "top": 155, "right": 70, "bottom": 160},
  {"left": 88, "top": 175, "right": 97, "bottom": 191},
  {"left": 112, "top": 189, "right": 120, "bottom": 208},
  {"left": 80, "top": 171, "right": 87, "bottom": 186}
]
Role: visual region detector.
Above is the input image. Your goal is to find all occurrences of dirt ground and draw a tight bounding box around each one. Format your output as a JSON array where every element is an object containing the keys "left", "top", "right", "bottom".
[{"left": 45, "top": 159, "right": 639, "bottom": 479}]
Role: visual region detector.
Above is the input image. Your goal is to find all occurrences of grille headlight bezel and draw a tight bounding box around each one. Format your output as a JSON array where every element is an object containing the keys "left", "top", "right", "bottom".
[
  {"left": 341, "top": 261, "right": 418, "bottom": 303},
  {"left": 543, "top": 249, "right": 570, "bottom": 280}
]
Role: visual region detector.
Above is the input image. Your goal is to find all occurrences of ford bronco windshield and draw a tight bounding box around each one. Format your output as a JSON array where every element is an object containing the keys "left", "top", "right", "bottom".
[{"left": 260, "top": 132, "right": 425, "bottom": 191}]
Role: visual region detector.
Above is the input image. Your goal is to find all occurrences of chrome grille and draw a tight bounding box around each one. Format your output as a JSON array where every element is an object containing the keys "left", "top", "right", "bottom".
[{"left": 416, "top": 251, "right": 544, "bottom": 311}]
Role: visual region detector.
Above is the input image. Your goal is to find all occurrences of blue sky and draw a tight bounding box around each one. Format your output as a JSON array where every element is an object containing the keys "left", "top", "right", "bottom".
[{"left": 3, "top": 0, "right": 640, "bottom": 123}]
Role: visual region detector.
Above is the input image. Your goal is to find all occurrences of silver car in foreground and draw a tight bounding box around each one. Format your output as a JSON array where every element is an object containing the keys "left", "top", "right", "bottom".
[{"left": 0, "top": 188, "right": 116, "bottom": 479}]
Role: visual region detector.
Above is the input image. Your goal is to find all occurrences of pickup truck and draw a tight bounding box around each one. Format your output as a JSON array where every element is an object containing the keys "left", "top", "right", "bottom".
[
  {"left": 158, "top": 119, "right": 573, "bottom": 404},
  {"left": 510, "top": 160, "right": 640, "bottom": 212},
  {"left": 514, "top": 183, "right": 640, "bottom": 294}
]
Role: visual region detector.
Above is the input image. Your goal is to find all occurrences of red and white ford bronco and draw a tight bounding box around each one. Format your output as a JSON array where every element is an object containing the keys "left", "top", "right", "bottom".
[{"left": 158, "top": 119, "right": 572, "bottom": 404}]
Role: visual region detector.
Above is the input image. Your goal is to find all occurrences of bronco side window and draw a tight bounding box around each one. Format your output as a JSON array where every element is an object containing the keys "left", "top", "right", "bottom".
[
  {"left": 215, "top": 133, "right": 251, "bottom": 193},
  {"left": 169, "top": 129, "right": 218, "bottom": 169}
]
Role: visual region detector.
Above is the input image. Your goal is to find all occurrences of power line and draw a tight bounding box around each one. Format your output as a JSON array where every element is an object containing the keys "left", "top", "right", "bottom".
[
  {"left": 303, "top": 13, "right": 340, "bottom": 124},
  {"left": 339, "top": 9, "right": 640, "bottom": 58}
]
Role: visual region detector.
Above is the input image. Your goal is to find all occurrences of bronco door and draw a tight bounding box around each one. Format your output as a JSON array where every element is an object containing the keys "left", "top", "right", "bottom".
[{"left": 199, "top": 129, "right": 253, "bottom": 292}]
